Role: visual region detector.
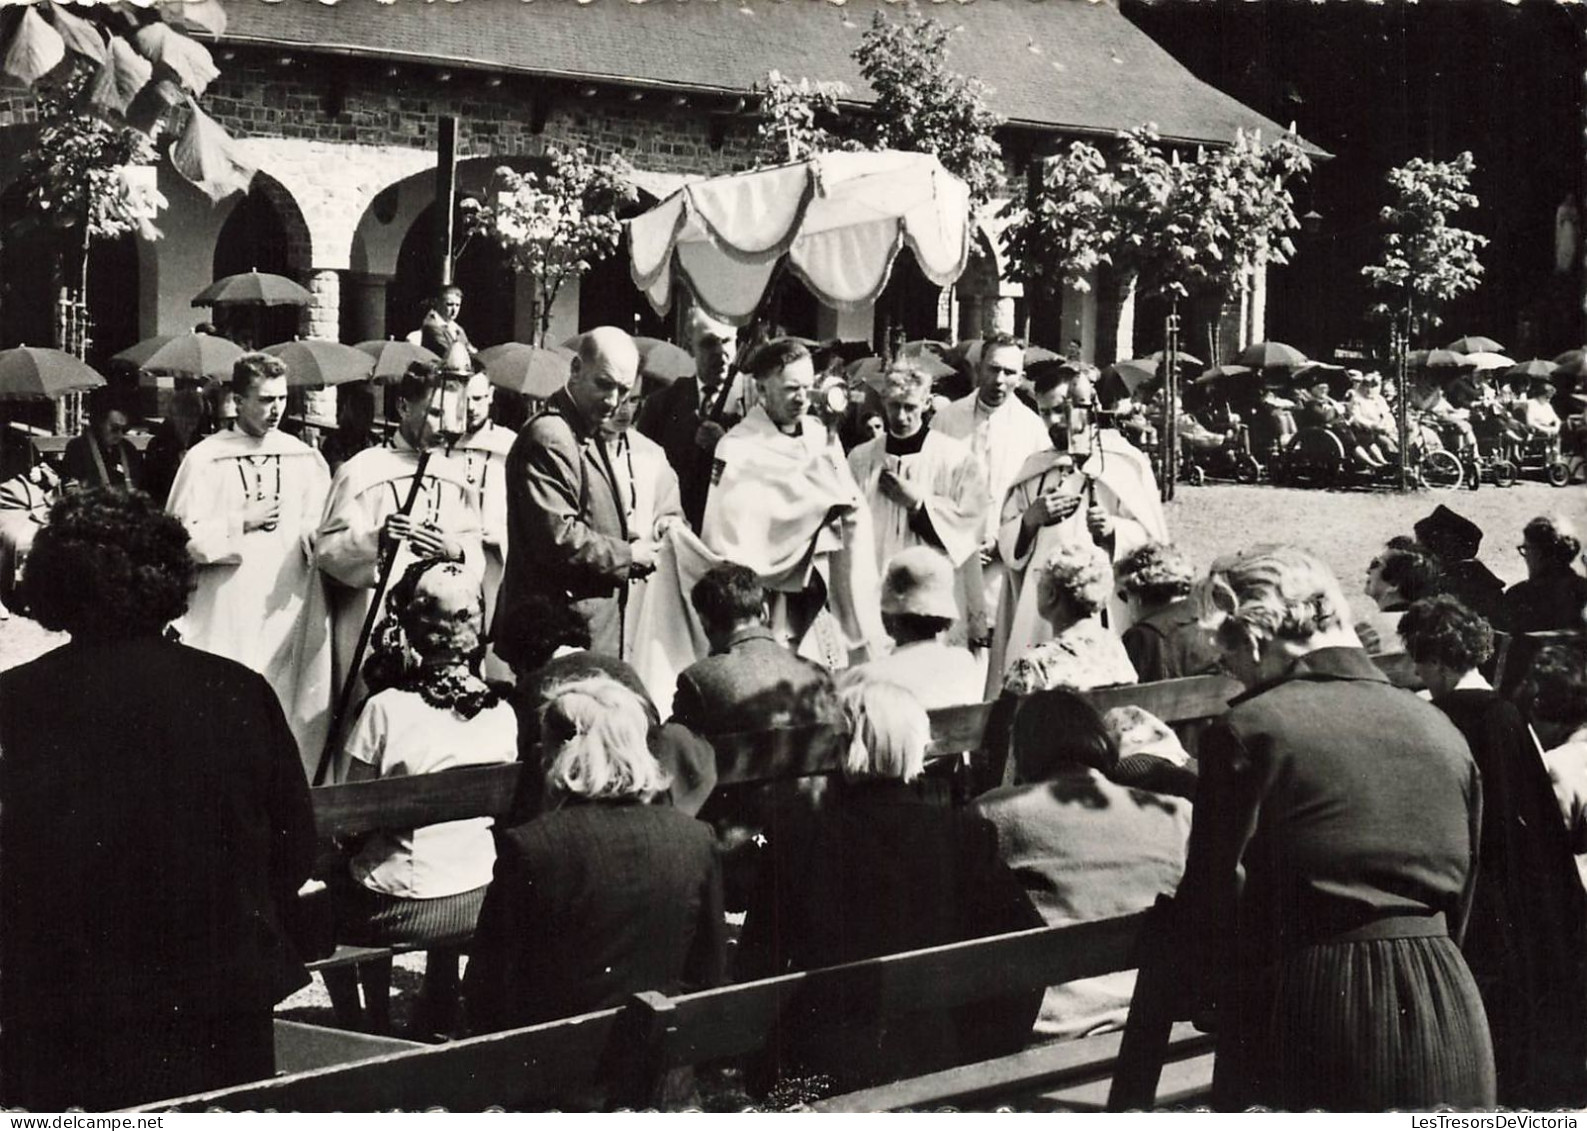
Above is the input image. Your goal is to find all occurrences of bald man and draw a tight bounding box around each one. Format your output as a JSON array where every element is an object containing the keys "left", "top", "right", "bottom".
[{"left": 495, "top": 327, "right": 661, "bottom": 666}]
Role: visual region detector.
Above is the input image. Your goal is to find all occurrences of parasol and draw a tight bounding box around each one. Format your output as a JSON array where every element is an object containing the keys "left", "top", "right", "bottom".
[
  {"left": 0, "top": 346, "right": 106, "bottom": 401},
  {"left": 1502, "top": 359, "right": 1558, "bottom": 384},
  {"left": 848, "top": 343, "right": 957, "bottom": 390},
  {"left": 112, "top": 331, "right": 243, "bottom": 381},
  {"left": 1460, "top": 351, "right": 1514, "bottom": 372},
  {"left": 1140, "top": 348, "right": 1206, "bottom": 369},
  {"left": 193, "top": 270, "right": 312, "bottom": 308},
  {"left": 629, "top": 151, "right": 972, "bottom": 327},
  {"left": 1445, "top": 335, "right": 1505, "bottom": 355},
  {"left": 1098, "top": 359, "right": 1159, "bottom": 404},
  {"left": 479, "top": 343, "right": 575, "bottom": 399},
  {"left": 1193, "top": 363, "right": 1255, "bottom": 387},
  {"left": 1292, "top": 362, "right": 1352, "bottom": 399},
  {"left": 633, "top": 337, "right": 696, "bottom": 385},
  {"left": 263, "top": 340, "right": 376, "bottom": 387},
  {"left": 355, "top": 339, "right": 440, "bottom": 382},
  {"left": 954, "top": 340, "right": 1057, "bottom": 369},
  {"left": 1408, "top": 349, "right": 1468, "bottom": 371},
  {"left": 1235, "top": 341, "right": 1308, "bottom": 370}
]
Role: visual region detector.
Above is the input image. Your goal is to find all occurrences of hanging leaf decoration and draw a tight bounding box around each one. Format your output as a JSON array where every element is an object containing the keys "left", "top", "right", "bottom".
[
  {"left": 45, "top": 3, "right": 105, "bottom": 67},
  {"left": 170, "top": 97, "right": 255, "bottom": 203},
  {"left": 83, "top": 35, "right": 153, "bottom": 121},
  {"left": 132, "top": 20, "right": 218, "bottom": 96},
  {"left": 2, "top": 6, "right": 66, "bottom": 87}
]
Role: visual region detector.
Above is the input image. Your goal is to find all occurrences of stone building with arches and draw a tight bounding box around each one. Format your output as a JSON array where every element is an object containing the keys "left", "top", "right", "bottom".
[{"left": 1, "top": 0, "right": 1290, "bottom": 366}]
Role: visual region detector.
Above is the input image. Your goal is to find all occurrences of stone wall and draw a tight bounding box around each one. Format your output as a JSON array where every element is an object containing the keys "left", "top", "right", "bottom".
[{"left": 205, "top": 49, "right": 765, "bottom": 177}]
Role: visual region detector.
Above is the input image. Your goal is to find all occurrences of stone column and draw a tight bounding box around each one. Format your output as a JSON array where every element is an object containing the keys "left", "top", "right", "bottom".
[{"left": 303, "top": 268, "right": 341, "bottom": 341}]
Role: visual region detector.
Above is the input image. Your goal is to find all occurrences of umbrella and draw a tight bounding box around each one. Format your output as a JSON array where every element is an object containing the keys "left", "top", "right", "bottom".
[
  {"left": 954, "top": 340, "right": 1055, "bottom": 369},
  {"left": 1140, "top": 348, "right": 1206, "bottom": 368},
  {"left": 1461, "top": 351, "right": 1514, "bottom": 372},
  {"left": 0, "top": 346, "right": 106, "bottom": 401},
  {"left": 848, "top": 344, "right": 957, "bottom": 389},
  {"left": 1502, "top": 359, "right": 1558, "bottom": 383},
  {"left": 634, "top": 337, "right": 696, "bottom": 385},
  {"left": 1292, "top": 363, "right": 1352, "bottom": 399},
  {"left": 1552, "top": 354, "right": 1587, "bottom": 383},
  {"left": 1553, "top": 347, "right": 1587, "bottom": 370},
  {"left": 1446, "top": 335, "right": 1505, "bottom": 355},
  {"left": 1193, "top": 363, "right": 1254, "bottom": 387},
  {"left": 112, "top": 331, "right": 243, "bottom": 381},
  {"left": 1098, "top": 359, "right": 1159, "bottom": 404},
  {"left": 192, "top": 270, "right": 311, "bottom": 308},
  {"left": 1235, "top": 341, "right": 1308, "bottom": 370},
  {"left": 479, "top": 343, "right": 575, "bottom": 398},
  {"left": 355, "top": 339, "right": 440, "bottom": 381},
  {"left": 1409, "top": 348, "right": 1468, "bottom": 370},
  {"left": 630, "top": 150, "right": 971, "bottom": 326},
  {"left": 262, "top": 340, "right": 375, "bottom": 387}
]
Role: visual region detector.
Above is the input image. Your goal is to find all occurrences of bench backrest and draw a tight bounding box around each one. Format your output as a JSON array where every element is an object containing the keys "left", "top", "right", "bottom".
[
  {"left": 138, "top": 910, "right": 1151, "bottom": 1112},
  {"left": 311, "top": 674, "right": 1242, "bottom": 839}
]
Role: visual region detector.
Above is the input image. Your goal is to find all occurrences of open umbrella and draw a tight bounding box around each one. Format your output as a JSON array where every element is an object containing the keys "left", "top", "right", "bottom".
[
  {"left": 954, "top": 340, "right": 1056, "bottom": 369},
  {"left": 1502, "top": 359, "right": 1558, "bottom": 384},
  {"left": 1235, "top": 341, "right": 1308, "bottom": 370},
  {"left": 1193, "top": 363, "right": 1254, "bottom": 387},
  {"left": 112, "top": 331, "right": 243, "bottom": 381},
  {"left": 1553, "top": 347, "right": 1587, "bottom": 369},
  {"left": 1098, "top": 359, "right": 1159, "bottom": 404},
  {"left": 633, "top": 337, "right": 696, "bottom": 385},
  {"left": 1458, "top": 351, "right": 1514, "bottom": 373},
  {"left": 1409, "top": 349, "right": 1468, "bottom": 370},
  {"left": 192, "top": 270, "right": 312, "bottom": 308},
  {"left": 1553, "top": 354, "right": 1587, "bottom": 383},
  {"left": 848, "top": 344, "right": 957, "bottom": 390},
  {"left": 479, "top": 343, "right": 575, "bottom": 399},
  {"left": 0, "top": 346, "right": 106, "bottom": 401},
  {"left": 1446, "top": 335, "right": 1505, "bottom": 355},
  {"left": 355, "top": 339, "right": 439, "bottom": 381},
  {"left": 1292, "top": 363, "right": 1352, "bottom": 399},
  {"left": 630, "top": 151, "right": 971, "bottom": 326},
  {"left": 1141, "top": 348, "right": 1205, "bottom": 369},
  {"left": 263, "top": 340, "right": 375, "bottom": 387}
]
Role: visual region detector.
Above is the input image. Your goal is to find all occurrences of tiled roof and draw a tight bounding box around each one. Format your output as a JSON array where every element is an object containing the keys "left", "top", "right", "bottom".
[{"left": 219, "top": 0, "right": 1301, "bottom": 147}]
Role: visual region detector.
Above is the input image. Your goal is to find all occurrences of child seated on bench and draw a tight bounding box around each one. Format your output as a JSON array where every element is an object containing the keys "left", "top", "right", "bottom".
[{"left": 336, "top": 559, "right": 518, "bottom": 1037}]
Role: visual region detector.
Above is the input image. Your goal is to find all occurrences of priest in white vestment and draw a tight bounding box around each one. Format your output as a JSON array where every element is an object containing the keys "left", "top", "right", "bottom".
[
  {"left": 167, "top": 353, "right": 333, "bottom": 775},
  {"left": 317, "top": 363, "right": 484, "bottom": 769},
  {"left": 848, "top": 364, "right": 990, "bottom": 647},
  {"left": 454, "top": 369, "right": 516, "bottom": 681},
  {"left": 931, "top": 334, "right": 1051, "bottom": 626},
  {"left": 987, "top": 365, "right": 1168, "bottom": 693},
  {"left": 700, "top": 338, "right": 885, "bottom": 670}
]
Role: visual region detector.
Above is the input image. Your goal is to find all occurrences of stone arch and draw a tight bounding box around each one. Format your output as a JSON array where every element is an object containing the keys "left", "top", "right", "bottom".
[{"left": 212, "top": 171, "right": 313, "bottom": 276}]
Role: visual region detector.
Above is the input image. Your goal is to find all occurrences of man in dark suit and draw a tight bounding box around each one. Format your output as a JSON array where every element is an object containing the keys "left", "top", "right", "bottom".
[
  {"left": 411, "top": 285, "right": 476, "bottom": 359},
  {"left": 636, "top": 311, "right": 743, "bottom": 530},
  {"left": 496, "top": 327, "right": 661, "bottom": 667},
  {"left": 670, "top": 563, "right": 838, "bottom": 736},
  {"left": 62, "top": 392, "right": 142, "bottom": 492}
]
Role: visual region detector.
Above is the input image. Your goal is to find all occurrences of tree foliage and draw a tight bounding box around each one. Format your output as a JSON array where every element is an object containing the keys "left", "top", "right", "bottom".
[
  {"left": 751, "top": 10, "right": 1006, "bottom": 206},
  {"left": 1003, "top": 126, "right": 1310, "bottom": 304},
  {"left": 461, "top": 146, "right": 638, "bottom": 345},
  {"left": 1361, "top": 151, "right": 1487, "bottom": 341}
]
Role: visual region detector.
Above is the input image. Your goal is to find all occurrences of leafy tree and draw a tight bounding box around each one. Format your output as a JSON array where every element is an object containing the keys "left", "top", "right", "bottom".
[
  {"left": 1002, "top": 126, "right": 1310, "bottom": 360},
  {"left": 852, "top": 10, "right": 1006, "bottom": 207},
  {"left": 750, "top": 10, "right": 1005, "bottom": 206},
  {"left": 10, "top": 71, "right": 161, "bottom": 340},
  {"left": 461, "top": 146, "right": 638, "bottom": 346},
  {"left": 1361, "top": 151, "right": 1487, "bottom": 343}
]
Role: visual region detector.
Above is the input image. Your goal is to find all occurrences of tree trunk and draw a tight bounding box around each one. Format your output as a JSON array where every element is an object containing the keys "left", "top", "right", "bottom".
[{"left": 1095, "top": 266, "right": 1137, "bottom": 368}]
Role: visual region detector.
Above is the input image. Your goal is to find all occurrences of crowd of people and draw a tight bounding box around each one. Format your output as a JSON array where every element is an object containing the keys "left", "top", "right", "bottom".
[{"left": 1, "top": 311, "right": 1585, "bottom": 1112}]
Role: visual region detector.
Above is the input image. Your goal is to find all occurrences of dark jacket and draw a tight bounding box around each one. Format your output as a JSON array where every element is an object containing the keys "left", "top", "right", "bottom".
[
  {"left": 1436, "top": 688, "right": 1587, "bottom": 1109},
  {"left": 1438, "top": 558, "right": 1507, "bottom": 627},
  {"left": 61, "top": 433, "right": 142, "bottom": 491},
  {"left": 1121, "top": 597, "right": 1224, "bottom": 682},
  {"left": 636, "top": 376, "right": 734, "bottom": 531},
  {"left": 496, "top": 389, "right": 635, "bottom": 663},
  {"left": 0, "top": 637, "right": 315, "bottom": 1109},
  {"left": 671, "top": 625, "right": 837, "bottom": 736},
  {"left": 464, "top": 803, "right": 725, "bottom": 1033},
  {"left": 737, "top": 779, "right": 1044, "bottom": 1091},
  {"left": 1502, "top": 570, "right": 1587, "bottom": 635}
]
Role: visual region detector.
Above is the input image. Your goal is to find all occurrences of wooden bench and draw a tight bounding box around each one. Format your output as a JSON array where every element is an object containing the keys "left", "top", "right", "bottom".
[
  {"left": 301, "top": 675, "right": 1243, "bottom": 1031},
  {"left": 136, "top": 908, "right": 1212, "bottom": 1112}
]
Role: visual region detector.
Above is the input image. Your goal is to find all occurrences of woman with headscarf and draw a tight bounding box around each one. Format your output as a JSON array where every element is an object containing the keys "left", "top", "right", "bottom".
[
  {"left": 1172, "top": 545, "right": 1493, "bottom": 1111},
  {"left": 1397, "top": 596, "right": 1587, "bottom": 1109},
  {"left": 337, "top": 558, "right": 518, "bottom": 1035}
]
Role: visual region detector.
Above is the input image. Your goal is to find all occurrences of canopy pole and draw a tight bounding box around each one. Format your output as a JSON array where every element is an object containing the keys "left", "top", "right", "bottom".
[{"left": 435, "top": 116, "right": 458, "bottom": 290}]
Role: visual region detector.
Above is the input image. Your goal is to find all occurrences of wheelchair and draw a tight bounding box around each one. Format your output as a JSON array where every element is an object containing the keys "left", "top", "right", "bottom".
[
  {"left": 1180, "top": 421, "right": 1262, "bottom": 485},
  {"left": 1467, "top": 403, "right": 1522, "bottom": 489},
  {"left": 1510, "top": 429, "right": 1575, "bottom": 487}
]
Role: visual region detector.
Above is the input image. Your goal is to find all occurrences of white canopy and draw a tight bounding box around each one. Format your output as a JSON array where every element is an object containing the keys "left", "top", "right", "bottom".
[{"left": 628, "top": 150, "right": 973, "bottom": 327}]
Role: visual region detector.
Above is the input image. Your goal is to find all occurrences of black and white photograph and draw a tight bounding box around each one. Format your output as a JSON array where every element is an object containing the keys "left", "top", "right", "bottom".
[{"left": 0, "top": 0, "right": 1584, "bottom": 1113}]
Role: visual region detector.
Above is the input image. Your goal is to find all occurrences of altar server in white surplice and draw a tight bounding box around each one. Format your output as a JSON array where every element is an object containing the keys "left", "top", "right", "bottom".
[
  {"left": 848, "top": 363, "right": 990, "bottom": 647},
  {"left": 167, "top": 352, "right": 333, "bottom": 775},
  {"left": 986, "top": 364, "right": 1167, "bottom": 693},
  {"left": 931, "top": 333, "right": 1050, "bottom": 625},
  {"left": 454, "top": 368, "right": 516, "bottom": 681},
  {"left": 317, "top": 362, "right": 484, "bottom": 751}
]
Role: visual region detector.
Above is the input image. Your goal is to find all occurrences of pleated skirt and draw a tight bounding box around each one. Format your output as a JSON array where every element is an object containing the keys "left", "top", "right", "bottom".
[
  {"left": 336, "top": 880, "right": 488, "bottom": 949},
  {"left": 1213, "top": 935, "right": 1497, "bottom": 1112}
]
